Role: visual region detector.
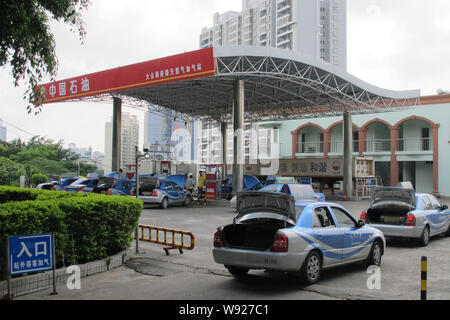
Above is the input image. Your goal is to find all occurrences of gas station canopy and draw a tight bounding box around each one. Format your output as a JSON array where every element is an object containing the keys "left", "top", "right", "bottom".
[
  {"left": 38, "top": 46, "right": 420, "bottom": 122},
  {"left": 38, "top": 46, "right": 422, "bottom": 196}
]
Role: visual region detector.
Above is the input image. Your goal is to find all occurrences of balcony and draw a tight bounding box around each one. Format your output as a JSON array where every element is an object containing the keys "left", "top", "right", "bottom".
[
  {"left": 296, "top": 141, "right": 324, "bottom": 157},
  {"left": 328, "top": 140, "right": 360, "bottom": 156},
  {"left": 398, "top": 138, "right": 432, "bottom": 152},
  {"left": 365, "top": 139, "right": 391, "bottom": 153}
]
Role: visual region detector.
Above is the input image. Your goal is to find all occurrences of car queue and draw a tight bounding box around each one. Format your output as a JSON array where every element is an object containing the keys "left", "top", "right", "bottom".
[{"left": 36, "top": 172, "right": 450, "bottom": 285}]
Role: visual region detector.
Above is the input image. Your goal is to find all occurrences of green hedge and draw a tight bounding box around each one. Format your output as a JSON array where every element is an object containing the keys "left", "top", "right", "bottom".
[{"left": 0, "top": 186, "right": 142, "bottom": 280}]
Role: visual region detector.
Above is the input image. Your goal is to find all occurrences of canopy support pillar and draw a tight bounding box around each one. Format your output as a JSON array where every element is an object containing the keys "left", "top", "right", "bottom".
[
  {"left": 232, "top": 79, "right": 244, "bottom": 194},
  {"left": 112, "top": 97, "right": 122, "bottom": 172},
  {"left": 343, "top": 111, "right": 353, "bottom": 200}
]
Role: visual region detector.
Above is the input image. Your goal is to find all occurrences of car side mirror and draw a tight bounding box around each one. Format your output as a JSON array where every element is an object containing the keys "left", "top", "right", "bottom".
[
  {"left": 441, "top": 205, "right": 448, "bottom": 211},
  {"left": 356, "top": 219, "right": 366, "bottom": 228}
]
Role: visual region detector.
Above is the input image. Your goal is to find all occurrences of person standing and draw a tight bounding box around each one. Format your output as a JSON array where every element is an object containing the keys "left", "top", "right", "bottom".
[
  {"left": 185, "top": 174, "right": 195, "bottom": 193},
  {"left": 197, "top": 171, "right": 206, "bottom": 204}
]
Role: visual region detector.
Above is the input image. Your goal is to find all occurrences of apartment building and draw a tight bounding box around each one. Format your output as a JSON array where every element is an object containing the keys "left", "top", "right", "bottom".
[
  {"left": 200, "top": 0, "right": 347, "bottom": 70},
  {"left": 104, "top": 112, "right": 139, "bottom": 173},
  {"left": 196, "top": 120, "right": 275, "bottom": 165}
]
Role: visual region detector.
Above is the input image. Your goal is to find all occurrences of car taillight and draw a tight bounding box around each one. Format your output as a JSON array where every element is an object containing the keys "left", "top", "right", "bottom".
[
  {"left": 51, "top": 186, "right": 56, "bottom": 191},
  {"left": 213, "top": 230, "right": 223, "bottom": 247},
  {"left": 360, "top": 211, "right": 367, "bottom": 222},
  {"left": 405, "top": 214, "right": 416, "bottom": 226},
  {"left": 107, "top": 189, "right": 112, "bottom": 195},
  {"left": 80, "top": 187, "right": 85, "bottom": 192},
  {"left": 152, "top": 190, "right": 159, "bottom": 197},
  {"left": 130, "top": 189, "right": 135, "bottom": 196},
  {"left": 270, "top": 233, "right": 289, "bottom": 252}
]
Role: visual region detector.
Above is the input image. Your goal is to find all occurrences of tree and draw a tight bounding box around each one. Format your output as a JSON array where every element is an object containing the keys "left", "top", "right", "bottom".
[
  {"left": 0, "top": 157, "right": 23, "bottom": 186},
  {"left": 0, "top": 0, "right": 90, "bottom": 114}
]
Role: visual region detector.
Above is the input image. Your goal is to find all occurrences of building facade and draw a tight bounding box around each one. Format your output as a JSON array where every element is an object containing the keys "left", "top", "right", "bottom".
[
  {"left": 257, "top": 94, "right": 450, "bottom": 196},
  {"left": 200, "top": 0, "right": 347, "bottom": 70},
  {"left": 104, "top": 112, "right": 139, "bottom": 173},
  {"left": 144, "top": 111, "right": 195, "bottom": 162},
  {"left": 195, "top": 119, "right": 274, "bottom": 165}
]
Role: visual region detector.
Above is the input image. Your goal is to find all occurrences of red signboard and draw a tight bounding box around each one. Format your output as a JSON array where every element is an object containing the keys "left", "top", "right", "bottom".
[{"left": 37, "top": 47, "right": 215, "bottom": 104}]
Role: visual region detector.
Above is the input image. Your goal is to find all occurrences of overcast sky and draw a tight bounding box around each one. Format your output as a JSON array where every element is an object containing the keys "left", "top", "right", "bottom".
[{"left": 1, "top": 0, "right": 449, "bottom": 153}]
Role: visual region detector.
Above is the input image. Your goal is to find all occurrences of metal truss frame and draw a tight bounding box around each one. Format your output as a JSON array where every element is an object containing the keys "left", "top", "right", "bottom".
[{"left": 65, "top": 49, "right": 420, "bottom": 123}]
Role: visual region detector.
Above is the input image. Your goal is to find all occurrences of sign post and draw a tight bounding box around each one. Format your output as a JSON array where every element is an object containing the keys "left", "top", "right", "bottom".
[{"left": 8, "top": 233, "right": 56, "bottom": 299}]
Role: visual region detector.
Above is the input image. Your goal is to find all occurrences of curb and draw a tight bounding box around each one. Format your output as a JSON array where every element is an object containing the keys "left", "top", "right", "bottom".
[{"left": 1, "top": 247, "right": 134, "bottom": 299}]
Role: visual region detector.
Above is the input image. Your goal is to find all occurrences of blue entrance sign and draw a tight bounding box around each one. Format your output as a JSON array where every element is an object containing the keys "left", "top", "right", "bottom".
[{"left": 9, "top": 233, "right": 53, "bottom": 276}]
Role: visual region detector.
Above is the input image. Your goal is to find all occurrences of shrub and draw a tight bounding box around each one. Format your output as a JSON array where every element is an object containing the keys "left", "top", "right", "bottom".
[
  {"left": 32, "top": 173, "right": 49, "bottom": 186},
  {"left": 0, "top": 186, "right": 142, "bottom": 280}
]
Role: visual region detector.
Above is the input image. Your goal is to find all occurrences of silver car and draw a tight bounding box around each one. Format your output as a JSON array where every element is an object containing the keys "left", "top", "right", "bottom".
[
  {"left": 134, "top": 176, "right": 192, "bottom": 209},
  {"left": 360, "top": 187, "right": 450, "bottom": 246},
  {"left": 214, "top": 191, "right": 385, "bottom": 284}
]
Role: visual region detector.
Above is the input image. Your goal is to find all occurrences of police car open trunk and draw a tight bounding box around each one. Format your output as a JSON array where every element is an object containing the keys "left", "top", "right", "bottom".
[
  {"left": 366, "top": 187, "right": 416, "bottom": 225},
  {"left": 221, "top": 192, "right": 297, "bottom": 251}
]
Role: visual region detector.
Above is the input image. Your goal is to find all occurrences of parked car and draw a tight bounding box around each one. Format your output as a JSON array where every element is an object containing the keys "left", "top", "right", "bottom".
[
  {"left": 230, "top": 183, "right": 325, "bottom": 209},
  {"left": 107, "top": 179, "right": 136, "bottom": 196},
  {"left": 64, "top": 178, "right": 99, "bottom": 193},
  {"left": 360, "top": 187, "right": 450, "bottom": 246},
  {"left": 263, "top": 176, "right": 296, "bottom": 186},
  {"left": 221, "top": 175, "right": 263, "bottom": 200},
  {"left": 92, "top": 177, "right": 116, "bottom": 195},
  {"left": 214, "top": 191, "right": 385, "bottom": 284},
  {"left": 36, "top": 181, "right": 60, "bottom": 190},
  {"left": 51, "top": 177, "right": 80, "bottom": 191},
  {"left": 131, "top": 175, "right": 192, "bottom": 209}
]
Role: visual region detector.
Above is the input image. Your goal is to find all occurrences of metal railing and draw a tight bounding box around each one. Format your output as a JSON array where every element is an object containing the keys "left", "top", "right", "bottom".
[
  {"left": 328, "top": 140, "right": 359, "bottom": 153},
  {"left": 398, "top": 138, "right": 432, "bottom": 152},
  {"left": 365, "top": 139, "right": 391, "bottom": 152},
  {"left": 138, "top": 225, "right": 195, "bottom": 255},
  {"left": 297, "top": 142, "right": 324, "bottom": 154}
]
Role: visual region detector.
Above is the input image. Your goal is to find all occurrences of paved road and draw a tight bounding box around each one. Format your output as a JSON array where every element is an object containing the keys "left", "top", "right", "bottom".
[{"left": 19, "top": 198, "right": 450, "bottom": 301}]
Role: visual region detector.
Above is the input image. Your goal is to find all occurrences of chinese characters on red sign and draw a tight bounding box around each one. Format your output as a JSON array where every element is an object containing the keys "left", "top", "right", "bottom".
[{"left": 37, "top": 48, "right": 215, "bottom": 104}]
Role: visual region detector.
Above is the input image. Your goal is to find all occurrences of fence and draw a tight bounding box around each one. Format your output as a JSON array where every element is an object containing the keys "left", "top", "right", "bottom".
[
  {"left": 1, "top": 248, "right": 133, "bottom": 299},
  {"left": 138, "top": 225, "right": 195, "bottom": 255}
]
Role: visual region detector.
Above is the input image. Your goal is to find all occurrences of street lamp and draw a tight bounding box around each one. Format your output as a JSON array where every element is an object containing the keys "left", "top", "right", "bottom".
[{"left": 134, "top": 146, "right": 150, "bottom": 253}]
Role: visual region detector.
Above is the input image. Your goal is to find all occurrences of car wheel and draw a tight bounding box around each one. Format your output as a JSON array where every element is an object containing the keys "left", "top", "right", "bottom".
[
  {"left": 364, "top": 239, "right": 383, "bottom": 267},
  {"left": 301, "top": 251, "right": 322, "bottom": 285},
  {"left": 160, "top": 198, "right": 168, "bottom": 209},
  {"left": 225, "top": 265, "right": 249, "bottom": 278},
  {"left": 184, "top": 196, "right": 192, "bottom": 206},
  {"left": 418, "top": 225, "right": 430, "bottom": 247}
]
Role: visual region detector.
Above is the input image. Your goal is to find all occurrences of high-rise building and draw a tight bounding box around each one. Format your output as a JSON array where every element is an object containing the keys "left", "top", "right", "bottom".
[
  {"left": 0, "top": 119, "right": 7, "bottom": 142},
  {"left": 200, "top": 0, "right": 347, "bottom": 70},
  {"left": 103, "top": 112, "right": 139, "bottom": 173},
  {"left": 144, "top": 111, "right": 196, "bottom": 162},
  {"left": 121, "top": 113, "right": 139, "bottom": 168},
  {"left": 196, "top": 120, "right": 276, "bottom": 165}
]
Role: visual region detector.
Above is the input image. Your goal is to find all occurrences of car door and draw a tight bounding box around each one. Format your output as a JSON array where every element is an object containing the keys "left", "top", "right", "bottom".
[
  {"left": 164, "top": 182, "right": 180, "bottom": 203},
  {"left": 427, "top": 195, "right": 449, "bottom": 235},
  {"left": 422, "top": 196, "right": 441, "bottom": 236},
  {"left": 173, "top": 183, "right": 185, "bottom": 203},
  {"left": 312, "top": 206, "right": 344, "bottom": 266},
  {"left": 330, "top": 206, "right": 369, "bottom": 262}
]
